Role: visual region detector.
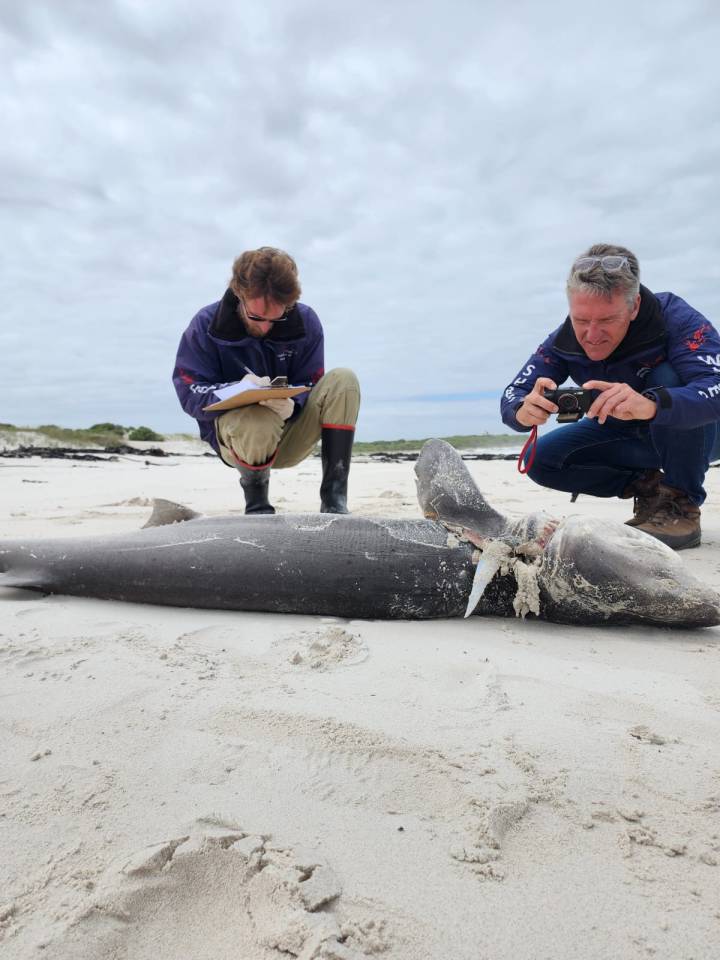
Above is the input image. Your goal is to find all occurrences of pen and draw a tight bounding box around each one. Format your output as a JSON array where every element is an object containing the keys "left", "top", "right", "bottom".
[
  {"left": 242, "top": 366, "right": 310, "bottom": 389},
  {"left": 242, "top": 365, "right": 287, "bottom": 388}
]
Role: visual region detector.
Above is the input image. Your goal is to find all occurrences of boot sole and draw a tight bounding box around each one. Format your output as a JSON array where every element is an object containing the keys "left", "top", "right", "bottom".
[
  {"left": 669, "top": 534, "right": 702, "bottom": 550},
  {"left": 639, "top": 529, "right": 701, "bottom": 550}
]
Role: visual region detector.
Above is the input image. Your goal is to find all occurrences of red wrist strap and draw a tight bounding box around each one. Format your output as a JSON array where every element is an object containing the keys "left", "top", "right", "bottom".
[{"left": 517, "top": 425, "right": 537, "bottom": 475}]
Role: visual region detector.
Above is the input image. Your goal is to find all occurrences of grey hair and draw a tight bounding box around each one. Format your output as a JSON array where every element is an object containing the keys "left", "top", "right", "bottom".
[{"left": 566, "top": 243, "right": 640, "bottom": 307}]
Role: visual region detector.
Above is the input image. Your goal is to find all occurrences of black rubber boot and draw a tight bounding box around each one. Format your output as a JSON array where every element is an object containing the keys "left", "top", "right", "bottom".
[
  {"left": 237, "top": 464, "right": 275, "bottom": 515},
  {"left": 320, "top": 427, "right": 354, "bottom": 514}
]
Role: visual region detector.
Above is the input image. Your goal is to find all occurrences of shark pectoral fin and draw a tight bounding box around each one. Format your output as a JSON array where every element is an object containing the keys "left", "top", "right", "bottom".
[
  {"left": 464, "top": 541, "right": 512, "bottom": 618},
  {"left": 142, "top": 499, "right": 202, "bottom": 528},
  {"left": 415, "top": 439, "right": 507, "bottom": 537}
]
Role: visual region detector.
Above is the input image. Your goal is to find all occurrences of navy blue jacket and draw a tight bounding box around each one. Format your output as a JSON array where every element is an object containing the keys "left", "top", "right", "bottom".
[
  {"left": 501, "top": 286, "right": 720, "bottom": 432},
  {"left": 173, "top": 288, "right": 324, "bottom": 452}
]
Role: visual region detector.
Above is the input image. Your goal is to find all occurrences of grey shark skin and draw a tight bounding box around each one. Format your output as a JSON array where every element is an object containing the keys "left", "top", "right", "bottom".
[
  {"left": 0, "top": 514, "right": 477, "bottom": 620},
  {"left": 1, "top": 439, "right": 719, "bottom": 627}
]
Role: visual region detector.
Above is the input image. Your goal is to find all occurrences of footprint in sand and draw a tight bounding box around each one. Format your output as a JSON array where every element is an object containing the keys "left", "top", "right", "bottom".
[
  {"left": 628, "top": 724, "right": 677, "bottom": 746},
  {"left": 450, "top": 797, "right": 530, "bottom": 880},
  {"left": 49, "top": 820, "right": 393, "bottom": 959},
  {"left": 283, "top": 626, "right": 369, "bottom": 672},
  {"left": 210, "top": 709, "right": 541, "bottom": 883}
]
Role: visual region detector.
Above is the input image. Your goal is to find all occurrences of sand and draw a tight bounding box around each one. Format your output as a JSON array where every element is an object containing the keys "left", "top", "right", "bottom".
[{"left": 1, "top": 446, "right": 720, "bottom": 959}]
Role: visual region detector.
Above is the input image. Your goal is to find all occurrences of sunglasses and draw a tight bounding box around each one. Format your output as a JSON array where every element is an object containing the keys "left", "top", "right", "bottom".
[
  {"left": 572, "top": 255, "right": 632, "bottom": 273},
  {"left": 240, "top": 300, "right": 293, "bottom": 323}
]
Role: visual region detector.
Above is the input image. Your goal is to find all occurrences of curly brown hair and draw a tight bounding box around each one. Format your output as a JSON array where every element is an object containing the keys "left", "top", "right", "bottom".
[{"left": 229, "top": 247, "right": 302, "bottom": 306}]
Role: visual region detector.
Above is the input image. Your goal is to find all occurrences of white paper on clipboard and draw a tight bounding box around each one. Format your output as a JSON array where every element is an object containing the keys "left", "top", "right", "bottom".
[{"left": 203, "top": 381, "right": 310, "bottom": 412}]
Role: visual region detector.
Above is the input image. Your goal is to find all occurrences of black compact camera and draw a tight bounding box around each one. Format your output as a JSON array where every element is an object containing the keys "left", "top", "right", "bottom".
[{"left": 543, "top": 387, "right": 594, "bottom": 423}]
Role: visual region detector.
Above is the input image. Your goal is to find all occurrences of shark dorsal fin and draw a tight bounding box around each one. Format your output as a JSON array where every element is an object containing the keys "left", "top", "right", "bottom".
[{"left": 142, "top": 499, "right": 202, "bottom": 528}]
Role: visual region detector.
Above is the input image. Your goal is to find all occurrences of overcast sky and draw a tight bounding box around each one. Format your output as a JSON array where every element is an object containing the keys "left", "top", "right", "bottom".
[{"left": 2, "top": 0, "right": 719, "bottom": 441}]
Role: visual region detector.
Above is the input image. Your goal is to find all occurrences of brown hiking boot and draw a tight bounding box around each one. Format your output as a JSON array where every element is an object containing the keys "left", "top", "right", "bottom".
[
  {"left": 633, "top": 483, "right": 701, "bottom": 550},
  {"left": 621, "top": 469, "right": 663, "bottom": 527}
]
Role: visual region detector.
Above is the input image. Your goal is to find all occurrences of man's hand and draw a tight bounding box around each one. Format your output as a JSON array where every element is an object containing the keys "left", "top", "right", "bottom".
[
  {"left": 240, "top": 373, "right": 271, "bottom": 387},
  {"left": 259, "top": 397, "right": 294, "bottom": 419},
  {"left": 515, "top": 377, "right": 559, "bottom": 428},
  {"left": 583, "top": 380, "right": 657, "bottom": 424}
]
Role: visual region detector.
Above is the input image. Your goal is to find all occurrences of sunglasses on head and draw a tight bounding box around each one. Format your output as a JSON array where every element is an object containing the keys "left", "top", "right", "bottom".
[{"left": 572, "top": 255, "right": 632, "bottom": 274}]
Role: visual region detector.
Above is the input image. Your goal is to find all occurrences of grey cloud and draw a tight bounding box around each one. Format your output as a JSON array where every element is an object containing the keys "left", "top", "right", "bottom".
[{"left": 2, "top": 0, "right": 719, "bottom": 439}]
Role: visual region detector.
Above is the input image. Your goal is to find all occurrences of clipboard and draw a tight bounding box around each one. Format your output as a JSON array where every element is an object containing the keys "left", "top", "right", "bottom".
[{"left": 203, "top": 384, "right": 310, "bottom": 413}]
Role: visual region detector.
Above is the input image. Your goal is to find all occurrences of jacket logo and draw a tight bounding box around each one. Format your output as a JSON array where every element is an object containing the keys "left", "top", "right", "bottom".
[
  {"left": 698, "top": 382, "right": 720, "bottom": 399},
  {"left": 189, "top": 382, "right": 231, "bottom": 395},
  {"left": 686, "top": 323, "right": 710, "bottom": 351},
  {"left": 513, "top": 363, "right": 536, "bottom": 386},
  {"left": 698, "top": 353, "right": 720, "bottom": 373}
]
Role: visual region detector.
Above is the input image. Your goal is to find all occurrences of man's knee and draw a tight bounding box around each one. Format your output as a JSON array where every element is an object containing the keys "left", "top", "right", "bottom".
[
  {"left": 527, "top": 434, "right": 568, "bottom": 474},
  {"left": 523, "top": 456, "right": 553, "bottom": 488},
  {"left": 216, "top": 406, "right": 282, "bottom": 466},
  {"left": 315, "top": 368, "right": 361, "bottom": 425},
  {"left": 521, "top": 431, "right": 584, "bottom": 490},
  {"left": 321, "top": 367, "right": 360, "bottom": 395},
  {"left": 218, "top": 405, "right": 278, "bottom": 441}
]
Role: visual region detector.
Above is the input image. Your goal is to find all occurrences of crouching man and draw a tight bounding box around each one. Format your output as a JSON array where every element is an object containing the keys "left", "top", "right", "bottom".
[
  {"left": 173, "top": 246, "right": 361, "bottom": 514},
  {"left": 501, "top": 243, "right": 720, "bottom": 549}
]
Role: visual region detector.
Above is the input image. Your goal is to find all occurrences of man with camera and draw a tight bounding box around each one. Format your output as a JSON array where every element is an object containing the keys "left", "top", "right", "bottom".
[
  {"left": 500, "top": 243, "right": 720, "bottom": 550},
  {"left": 173, "top": 247, "right": 361, "bottom": 515}
]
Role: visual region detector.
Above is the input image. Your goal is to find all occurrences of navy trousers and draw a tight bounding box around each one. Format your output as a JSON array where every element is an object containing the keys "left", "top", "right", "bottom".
[{"left": 524, "top": 364, "right": 719, "bottom": 506}]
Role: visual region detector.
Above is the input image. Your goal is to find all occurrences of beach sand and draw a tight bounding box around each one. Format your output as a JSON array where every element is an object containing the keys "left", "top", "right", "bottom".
[{"left": 1, "top": 446, "right": 719, "bottom": 959}]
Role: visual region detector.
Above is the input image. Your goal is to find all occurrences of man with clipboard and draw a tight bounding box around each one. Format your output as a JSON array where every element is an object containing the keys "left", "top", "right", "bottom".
[{"left": 173, "top": 247, "right": 360, "bottom": 515}]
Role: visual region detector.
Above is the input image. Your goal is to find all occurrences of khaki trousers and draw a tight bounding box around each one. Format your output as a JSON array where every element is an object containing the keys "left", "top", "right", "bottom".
[{"left": 216, "top": 367, "right": 360, "bottom": 468}]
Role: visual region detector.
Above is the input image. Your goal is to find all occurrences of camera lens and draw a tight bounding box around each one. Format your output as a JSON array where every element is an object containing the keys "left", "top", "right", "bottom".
[{"left": 558, "top": 394, "right": 579, "bottom": 412}]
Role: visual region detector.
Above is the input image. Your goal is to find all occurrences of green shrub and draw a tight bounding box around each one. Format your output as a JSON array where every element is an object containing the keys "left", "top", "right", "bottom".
[
  {"left": 89, "top": 422, "right": 126, "bottom": 435},
  {"left": 128, "top": 426, "right": 165, "bottom": 442},
  {"left": 34, "top": 425, "right": 128, "bottom": 446},
  {"left": 351, "top": 434, "right": 522, "bottom": 454}
]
